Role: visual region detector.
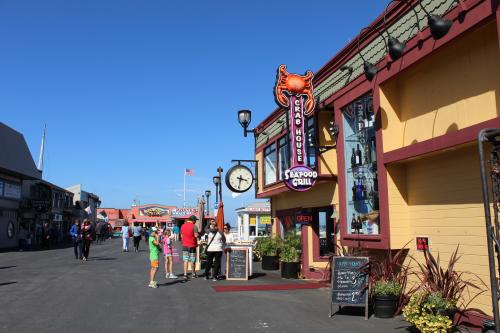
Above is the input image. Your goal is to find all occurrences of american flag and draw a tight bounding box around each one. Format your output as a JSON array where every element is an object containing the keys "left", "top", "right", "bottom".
[{"left": 185, "top": 168, "right": 194, "bottom": 176}]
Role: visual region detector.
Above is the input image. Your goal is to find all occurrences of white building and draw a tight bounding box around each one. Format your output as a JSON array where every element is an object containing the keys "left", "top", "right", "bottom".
[
  {"left": 66, "top": 184, "right": 100, "bottom": 223},
  {"left": 235, "top": 202, "right": 271, "bottom": 242}
]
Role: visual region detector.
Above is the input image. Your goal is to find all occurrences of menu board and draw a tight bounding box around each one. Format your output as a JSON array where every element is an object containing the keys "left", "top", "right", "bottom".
[
  {"left": 226, "top": 248, "right": 249, "bottom": 280},
  {"left": 330, "top": 257, "right": 369, "bottom": 319}
]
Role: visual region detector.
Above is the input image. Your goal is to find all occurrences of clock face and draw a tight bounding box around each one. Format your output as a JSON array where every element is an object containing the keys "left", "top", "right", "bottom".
[{"left": 225, "top": 165, "right": 254, "bottom": 193}]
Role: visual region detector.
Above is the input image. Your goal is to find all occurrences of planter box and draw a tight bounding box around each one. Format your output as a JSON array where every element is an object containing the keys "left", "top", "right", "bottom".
[
  {"left": 281, "top": 261, "right": 299, "bottom": 279},
  {"left": 261, "top": 255, "right": 279, "bottom": 270},
  {"left": 373, "top": 295, "right": 398, "bottom": 318}
]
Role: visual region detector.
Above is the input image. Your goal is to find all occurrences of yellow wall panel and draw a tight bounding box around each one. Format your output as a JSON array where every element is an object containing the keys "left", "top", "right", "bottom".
[
  {"left": 274, "top": 181, "right": 337, "bottom": 212},
  {"left": 388, "top": 144, "right": 491, "bottom": 314},
  {"left": 380, "top": 22, "right": 500, "bottom": 152}
]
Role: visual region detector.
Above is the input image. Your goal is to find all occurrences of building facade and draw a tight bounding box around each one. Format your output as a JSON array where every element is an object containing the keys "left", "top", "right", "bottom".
[
  {"left": 0, "top": 122, "right": 41, "bottom": 249},
  {"left": 253, "top": 0, "right": 500, "bottom": 320},
  {"left": 66, "top": 184, "right": 101, "bottom": 224},
  {"left": 236, "top": 202, "right": 272, "bottom": 241}
]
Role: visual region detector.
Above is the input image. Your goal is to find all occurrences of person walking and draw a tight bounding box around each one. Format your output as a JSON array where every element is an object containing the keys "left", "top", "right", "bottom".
[
  {"left": 181, "top": 215, "right": 199, "bottom": 280},
  {"left": 121, "top": 221, "right": 131, "bottom": 252},
  {"left": 70, "top": 220, "right": 83, "bottom": 260},
  {"left": 163, "top": 229, "right": 177, "bottom": 279},
  {"left": 81, "top": 219, "right": 93, "bottom": 261},
  {"left": 132, "top": 223, "right": 142, "bottom": 252},
  {"left": 148, "top": 227, "right": 161, "bottom": 288},
  {"left": 204, "top": 220, "right": 225, "bottom": 281},
  {"left": 172, "top": 224, "right": 180, "bottom": 242},
  {"left": 95, "top": 221, "right": 104, "bottom": 245}
]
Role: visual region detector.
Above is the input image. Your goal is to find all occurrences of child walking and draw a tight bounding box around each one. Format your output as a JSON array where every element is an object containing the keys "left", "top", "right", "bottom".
[
  {"left": 163, "top": 229, "right": 177, "bottom": 279},
  {"left": 148, "top": 227, "right": 161, "bottom": 288}
]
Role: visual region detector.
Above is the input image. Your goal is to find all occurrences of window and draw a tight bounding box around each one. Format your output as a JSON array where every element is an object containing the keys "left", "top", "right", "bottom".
[
  {"left": 317, "top": 208, "right": 334, "bottom": 256},
  {"left": 264, "top": 143, "right": 277, "bottom": 185},
  {"left": 278, "top": 136, "right": 290, "bottom": 180},
  {"left": 341, "top": 94, "right": 380, "bottom": 235},
  {"left": 305, "top": 117, "right": 316, "bottom": 168}
]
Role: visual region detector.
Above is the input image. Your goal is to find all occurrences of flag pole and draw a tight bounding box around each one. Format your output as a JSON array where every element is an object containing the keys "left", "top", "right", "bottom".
[{"left": 183, "top": 169, "right": 186, "bottom": 208}]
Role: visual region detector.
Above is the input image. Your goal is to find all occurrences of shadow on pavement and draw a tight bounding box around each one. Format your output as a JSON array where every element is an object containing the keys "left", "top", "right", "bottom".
[
  {"left": 159, "top": 279, "right": 188, "bottom": 286},
  {"left": 0, "top": 265, "right": 16, "bottom": 270},
  {"left": 88, "top": 257, "right": 117, "bottom": 261},
  {"left": 0, "top": 282, "right": 17, "bottom": 287},
  {"left": 249, "top": 273, "right": 267, "bottom": 280}
]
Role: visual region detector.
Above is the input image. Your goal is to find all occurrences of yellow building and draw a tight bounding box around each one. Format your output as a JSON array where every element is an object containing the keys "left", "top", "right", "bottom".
[{"left": 253, "top": 0, "right": 500, "bottom": 324}]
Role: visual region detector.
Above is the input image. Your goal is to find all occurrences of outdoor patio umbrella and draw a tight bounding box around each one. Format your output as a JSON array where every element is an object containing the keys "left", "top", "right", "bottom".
[
  {"left": 215, "top": 201, "right": 225, "bottom": 231},
  {"left": 196, "top": 198, "right": 205, "bottom": 233}
]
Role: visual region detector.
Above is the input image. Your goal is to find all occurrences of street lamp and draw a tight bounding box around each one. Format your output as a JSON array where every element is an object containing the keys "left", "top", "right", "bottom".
[
  {"left": 205, "top": 190, "right": 211, "bottom": 216},
  {"left": 216, "top": 166, "right": 223, "bottom": 202},
  {"left": 213, "top": 176, "right": 220, "bottom": 204},
  {"left": 238, "top": 110, "right": 255, "bottom": 137}
]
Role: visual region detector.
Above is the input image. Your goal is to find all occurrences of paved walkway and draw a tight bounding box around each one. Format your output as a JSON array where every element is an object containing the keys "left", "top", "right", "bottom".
[{"left": 0, "top": 239, "right": 412, "bottom": 333}]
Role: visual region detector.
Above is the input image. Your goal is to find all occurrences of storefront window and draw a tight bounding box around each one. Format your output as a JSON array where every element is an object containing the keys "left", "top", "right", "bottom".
[
  {"left": 278, "top": 136, "right": 290, "bottom": 180},
  {"left": 342, "top": 94, "right": 380, "bottom": 235},
  {"left": 264, "top": 143, "right": 277, "bottom": 185},
  {"left": 318, "top": 209, "right": 334, "bottom": 256},
  {"left": 305, "top": 117, "right": 316, "bottom": 168}
]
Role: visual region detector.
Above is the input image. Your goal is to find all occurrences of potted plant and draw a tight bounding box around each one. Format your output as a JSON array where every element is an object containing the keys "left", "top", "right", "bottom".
[
  {"left": 280, "top": 232, "right": 301, "bottom": 279},
  {"left": 364, "top": 244, "right": 410, "bottom": 319},
  {"left": 373, "top": 280, "right": 403, "bottom": 318},
  {"left": 255, "top": 236, "right": 281, "bottom": 270},
  {"left": 403, "top": 246, "right": 485, "bottom": 332}
]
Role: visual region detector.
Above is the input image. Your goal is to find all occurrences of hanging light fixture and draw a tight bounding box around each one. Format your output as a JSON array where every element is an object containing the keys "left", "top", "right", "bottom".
[
  {"left": 418, "top": 0, "right": 453, "bottom": 40},
  {"left": 383, "top": 0, "right": 421, "bottom": 61},
  {"left": 357, "top": 26, "right": 387, "bottom": 82}
]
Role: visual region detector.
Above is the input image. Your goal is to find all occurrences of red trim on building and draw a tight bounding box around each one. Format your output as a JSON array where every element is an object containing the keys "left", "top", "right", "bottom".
[{"left": 384, "top": 117, "right": 500, "bottom": 164}]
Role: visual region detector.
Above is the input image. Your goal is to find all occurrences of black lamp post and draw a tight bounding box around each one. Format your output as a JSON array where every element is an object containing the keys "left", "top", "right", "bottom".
[
  {"left": 238, "top": 110, "right": 255, "bottom": 137},
  {"left": 216, "top": 166, "right": 223, "bottom": 202},
  {"left": 205, "top": 190, "right": 211, "bottom": 216}
]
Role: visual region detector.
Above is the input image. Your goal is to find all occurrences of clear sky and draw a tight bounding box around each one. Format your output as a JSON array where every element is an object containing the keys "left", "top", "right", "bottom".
[{"left": 0, "top": 0, "right": 387, "bottom": 223}]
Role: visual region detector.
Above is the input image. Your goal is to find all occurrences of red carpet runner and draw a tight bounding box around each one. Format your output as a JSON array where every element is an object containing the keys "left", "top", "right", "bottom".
[{"left": 212, "top": 283, "right": 327, "bottom": 292}]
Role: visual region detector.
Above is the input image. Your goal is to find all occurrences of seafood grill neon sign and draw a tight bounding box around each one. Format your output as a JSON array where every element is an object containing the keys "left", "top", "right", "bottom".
[{"left": 274, "top": 64, "right": 318, "bottom": 192}]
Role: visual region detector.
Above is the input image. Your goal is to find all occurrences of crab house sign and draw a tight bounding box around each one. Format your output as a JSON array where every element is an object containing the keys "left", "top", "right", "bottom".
[{"left": 274, "top": 64, "right": 318, "bottom": 192}]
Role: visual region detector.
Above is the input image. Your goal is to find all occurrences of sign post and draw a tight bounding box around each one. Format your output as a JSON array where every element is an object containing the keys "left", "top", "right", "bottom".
[{"left": 330, "top": 257, "right": 369, "bottom": 320}]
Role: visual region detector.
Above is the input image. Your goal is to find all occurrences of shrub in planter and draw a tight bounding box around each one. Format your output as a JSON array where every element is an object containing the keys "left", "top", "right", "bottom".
[
  {"left": 373, "top": 280, "right": 403, "bottom": 318},
  {"left": 255, "top": 236, "right": 281, "bottom": 270},
  {"left": 404, "top": 246, "right": 486, "bottom": 332}
]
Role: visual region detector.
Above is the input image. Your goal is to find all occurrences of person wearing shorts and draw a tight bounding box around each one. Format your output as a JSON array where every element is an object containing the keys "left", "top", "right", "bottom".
[
  {"left": 148, "top": 227, "right": 161, "bottom": 288},
  {"left": 163, "top": 229, "right": 177, "bottom": 279},
  {"left": 181, "top": 215, "right": 199, "bottom": 279}
]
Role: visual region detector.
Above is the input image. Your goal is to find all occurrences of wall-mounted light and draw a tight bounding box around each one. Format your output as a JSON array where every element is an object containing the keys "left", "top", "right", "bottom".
[
  {"left": 418, "top": 0, "right": 453, "bottom": 40},
  {"left": 357, "top": 26, "right": 387, "bottom": 82}
]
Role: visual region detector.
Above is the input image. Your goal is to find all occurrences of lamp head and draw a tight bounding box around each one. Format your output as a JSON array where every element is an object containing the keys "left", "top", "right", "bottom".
[
  {"left": 428, "top": 14, "right": 452, "bottom": 40},
  {"left": 238, "top": 110, "right": 251, "bottom": 129},
  {"left": 213, "top": 176, "right": 221, "bottom": 185},
  {"left": 387, "top": 36, "right": 405, "bottom": 61},
  {"left": 363, "top": 61, "right": 378, "bottom": 82},
  {"left": 205, "top": 190, "right": 211, "bottom": 197}
]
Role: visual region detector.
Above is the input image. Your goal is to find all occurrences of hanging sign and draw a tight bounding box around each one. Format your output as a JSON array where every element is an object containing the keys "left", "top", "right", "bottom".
[{"left": 274, "top": 65, "right": 317, "bottom": 192}]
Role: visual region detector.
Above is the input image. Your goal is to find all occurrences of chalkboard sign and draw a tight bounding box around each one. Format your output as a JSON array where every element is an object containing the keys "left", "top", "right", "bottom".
[
  {"left": 330, "top": 257, "right": 369, "bottom": 319},
  {"left": 226, "top": 248, "right": 249, "bottom": 280}
]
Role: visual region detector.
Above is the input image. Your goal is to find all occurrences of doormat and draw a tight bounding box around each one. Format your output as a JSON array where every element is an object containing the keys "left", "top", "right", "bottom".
[{"left": 212, "top": 283, "right": 327, "bottom": 292}]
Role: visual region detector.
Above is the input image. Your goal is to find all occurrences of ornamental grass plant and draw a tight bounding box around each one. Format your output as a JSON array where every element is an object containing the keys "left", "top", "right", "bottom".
[{"left": 403, "top": 246, "right": 486, "bottom": 332}]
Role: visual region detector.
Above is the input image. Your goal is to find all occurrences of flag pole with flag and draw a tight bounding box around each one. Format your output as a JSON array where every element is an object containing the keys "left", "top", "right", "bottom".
[{"left": 184, "top": 168, "right": 194, "bottom": 207}]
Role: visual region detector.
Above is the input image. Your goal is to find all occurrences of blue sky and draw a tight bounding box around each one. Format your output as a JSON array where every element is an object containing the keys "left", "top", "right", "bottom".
[{"left": 0, "top": 0, "right": 387, "bottom": 223}]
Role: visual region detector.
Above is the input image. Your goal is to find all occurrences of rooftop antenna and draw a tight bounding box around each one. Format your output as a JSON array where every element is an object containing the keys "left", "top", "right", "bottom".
[{"left": 37, "top": 124, "right": 46, "bottom": 173}]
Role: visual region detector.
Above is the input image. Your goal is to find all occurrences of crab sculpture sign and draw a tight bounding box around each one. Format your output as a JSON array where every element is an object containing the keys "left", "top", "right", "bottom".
[{"left": 274, "top": 64, "right": 318, "bottom": 192}]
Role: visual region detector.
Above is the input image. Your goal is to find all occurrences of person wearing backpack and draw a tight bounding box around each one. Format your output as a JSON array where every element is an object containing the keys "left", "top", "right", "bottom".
[{"left": 204, "top": 220, "right": 225, "bottom": 281}]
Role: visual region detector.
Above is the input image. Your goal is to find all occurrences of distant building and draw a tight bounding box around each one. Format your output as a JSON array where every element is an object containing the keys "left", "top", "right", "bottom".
[
  {"left": 235, "top": 202, "right": 271, "bottom": 241},
  {"left": 0, "top": 122, "right": 41, "bottom": 249},
  {"left": 66, "top": 184, "right": 101, "bottom": 223}
]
